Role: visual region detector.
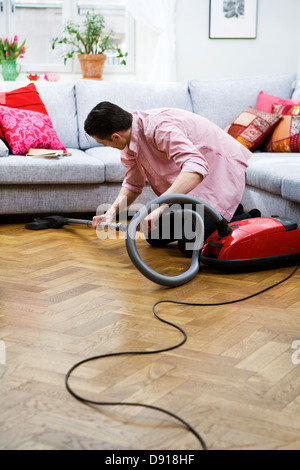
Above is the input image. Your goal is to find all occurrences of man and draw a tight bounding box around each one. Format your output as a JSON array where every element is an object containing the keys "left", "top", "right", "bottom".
[{"left": 84, "top": 101, "right": 258, "bottom": 254}]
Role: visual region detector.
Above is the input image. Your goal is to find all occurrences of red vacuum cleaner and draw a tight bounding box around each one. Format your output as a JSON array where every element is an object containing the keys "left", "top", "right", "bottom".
[{"left": 201, "top": 215, "right": 300, "bottom": 271}]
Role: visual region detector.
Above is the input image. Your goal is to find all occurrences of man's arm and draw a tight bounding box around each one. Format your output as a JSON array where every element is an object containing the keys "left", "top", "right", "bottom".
[
  {"left": 163, "top": 171, "right": 203, "bottom": 196},
  {"left": 140, "top": 171, "right": 203, "bottom": 234},
  {"left": 92, "top": 187, "right": 140, "bottom": 229}
]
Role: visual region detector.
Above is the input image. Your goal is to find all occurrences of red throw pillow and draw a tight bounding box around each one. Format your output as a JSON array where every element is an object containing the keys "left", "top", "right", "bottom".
[
  {"left": 226, "top": 106, "right": 282, "bottom": 151},
  {"left": 0, "top": 105, "right": 66, "bottom": 155},
  {"left": 0, "top": 83, "right": 48, "bottom": 140}
]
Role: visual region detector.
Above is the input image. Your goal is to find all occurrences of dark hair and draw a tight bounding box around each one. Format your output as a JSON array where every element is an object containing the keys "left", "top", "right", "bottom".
[{"left": 84, "top": 101, "right": 133, "bottom": 139}]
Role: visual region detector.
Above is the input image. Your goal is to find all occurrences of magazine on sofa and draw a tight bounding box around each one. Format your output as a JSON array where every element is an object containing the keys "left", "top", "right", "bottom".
[{"left": 26, "top": 148, "right": 71, "bottom": 158}]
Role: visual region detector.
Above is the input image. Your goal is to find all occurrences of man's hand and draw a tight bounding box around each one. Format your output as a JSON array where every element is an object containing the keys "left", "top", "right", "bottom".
[
  {"left": 92, "top": 213, "right": 115, "bottom": 230},
  {"left": 140, "top": 204, "right": 169, "bottom": 236},
  {"left": 92, "top": 188, "right": 139, "bottom": 230}
]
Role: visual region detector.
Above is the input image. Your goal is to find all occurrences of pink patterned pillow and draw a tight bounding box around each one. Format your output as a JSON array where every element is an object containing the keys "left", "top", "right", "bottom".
[{"left": 0, "top": 105, "right": 66, "bottom": 155}]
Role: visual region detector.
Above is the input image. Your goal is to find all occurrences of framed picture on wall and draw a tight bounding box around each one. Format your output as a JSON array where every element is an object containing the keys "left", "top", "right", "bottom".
[{"left": 209, "top": 0, "right": 258, "bottom": 39}]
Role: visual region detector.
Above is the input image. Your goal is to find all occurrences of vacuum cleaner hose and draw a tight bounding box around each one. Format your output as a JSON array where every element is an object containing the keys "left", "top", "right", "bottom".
[{"left": 126, "top": 194, "right": 232, "bottom": 287}]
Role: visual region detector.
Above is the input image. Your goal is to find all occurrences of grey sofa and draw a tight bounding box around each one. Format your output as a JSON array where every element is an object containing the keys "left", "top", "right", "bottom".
[{"left": 0, "top": 73, "right": 299, "bottom": 226}]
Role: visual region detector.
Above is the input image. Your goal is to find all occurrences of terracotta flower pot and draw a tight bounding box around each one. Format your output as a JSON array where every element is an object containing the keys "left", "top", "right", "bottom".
[{"left": 78, "top": 54, "right": 107, "bottom": 80}]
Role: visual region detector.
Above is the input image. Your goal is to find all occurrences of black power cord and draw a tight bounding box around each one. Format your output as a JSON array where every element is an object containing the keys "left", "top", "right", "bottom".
[{"left": 65, "top": 265, "right": 299, "bottom": 451}]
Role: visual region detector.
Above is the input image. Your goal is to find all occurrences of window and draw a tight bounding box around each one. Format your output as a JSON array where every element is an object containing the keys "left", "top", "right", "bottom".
[
  {"left": 75, "top": 1, "right": 135, "bottom": 74},
  {"left": 0, "top": 0, "right": 135, "bottom": 75},
  {"left": 0, "top": 0, "right": 70, "bottom": 73}
]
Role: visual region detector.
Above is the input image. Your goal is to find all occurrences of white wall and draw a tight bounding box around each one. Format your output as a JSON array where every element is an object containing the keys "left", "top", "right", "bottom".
[
  {"left": 18, "top": 0, "right": 299, "bottom": 83},
  {"left": 176, "top": 0, "right": 300, "bottom": 80}
]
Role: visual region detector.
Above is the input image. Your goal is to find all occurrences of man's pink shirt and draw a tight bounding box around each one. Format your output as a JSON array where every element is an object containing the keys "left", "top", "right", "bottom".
[{"left": 121, "top": 108, "right": 252, "bottom": 221}]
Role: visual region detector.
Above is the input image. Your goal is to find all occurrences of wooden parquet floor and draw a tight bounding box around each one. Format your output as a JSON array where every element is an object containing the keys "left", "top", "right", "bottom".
[{"left": 0, "top": 221, "right": 300, "bottom": 450}]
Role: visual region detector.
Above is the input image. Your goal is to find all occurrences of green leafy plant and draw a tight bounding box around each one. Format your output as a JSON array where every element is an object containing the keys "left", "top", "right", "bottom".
[
  {"left": 52, "top": 10, "right": 128, "bottom": 65},
  {"left": 0, "top": 35, "right": 26, "bottom": 63}
]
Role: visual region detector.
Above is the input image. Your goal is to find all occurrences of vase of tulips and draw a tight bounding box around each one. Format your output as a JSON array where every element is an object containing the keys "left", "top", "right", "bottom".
[{"left": 0, "top": 36, "right": 26, "bottom": 81}]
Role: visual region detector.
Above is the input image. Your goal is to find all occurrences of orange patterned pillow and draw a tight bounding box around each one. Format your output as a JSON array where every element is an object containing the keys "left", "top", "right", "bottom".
[
  {"left": 263, "top": 111, "right": 300, "bottom": 152},
  {"left": 226, "top": 106, "right": 281, "bottom": 151}
]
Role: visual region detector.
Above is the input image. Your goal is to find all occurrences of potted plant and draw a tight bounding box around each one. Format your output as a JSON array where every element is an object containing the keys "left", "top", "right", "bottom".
[
  {"left": 52, "top": 10, "right": 128, "bottom": 80},
  {"left": 0, "top": 35, "right": 26, "bottom": 81}
]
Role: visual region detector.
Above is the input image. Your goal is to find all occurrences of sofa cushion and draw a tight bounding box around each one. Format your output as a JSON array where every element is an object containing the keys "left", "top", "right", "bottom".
[
  {"left": 188, "top": 73, "right": 296, "bottom": 130},
  {"left": 246, "top": 152, "right": 300, "bottom": 203},
  {"left": 35, "top": 82, "right": 79, "bottom": 149},
  {"left": 0, "top": 81, "right": 79, "bottom": 149},
  {"left": 0, "top": 148, "right": 105, "bottom": 184},
  {"left": 281, "top": 173, "right": 300, "bottom": 203},
  {"left": 291, "top": 81, "right": 300, "bottom": 100},
  {"left": 85, "top": 146, "right": 125, "bottom": 182},
  {"left": 0, "top": 105, "right": 66, "bottom": 155},
  {"left": 75, "top": 80, "right": 193, "bottom": 150}
]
